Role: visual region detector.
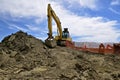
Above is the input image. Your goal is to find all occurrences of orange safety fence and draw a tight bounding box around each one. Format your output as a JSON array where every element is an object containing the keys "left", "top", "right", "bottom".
[{"left": 66, "top": 42, "right": 114, "bottom": 54}]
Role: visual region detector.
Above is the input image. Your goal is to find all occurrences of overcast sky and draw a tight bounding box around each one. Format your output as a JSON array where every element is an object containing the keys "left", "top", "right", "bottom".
[{"left": 0, "top": 0, "right": 120, "bottom": 42}]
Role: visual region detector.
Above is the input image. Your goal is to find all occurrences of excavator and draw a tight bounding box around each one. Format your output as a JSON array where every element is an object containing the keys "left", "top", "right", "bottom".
[{"left": 45, "top": 4, "right": 73, "bottom": 48}]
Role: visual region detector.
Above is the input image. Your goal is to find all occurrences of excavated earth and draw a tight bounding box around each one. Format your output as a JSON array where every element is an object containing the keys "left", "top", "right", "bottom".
[{"left": 0, "top": 31, "right": 120, "bottom": 80}]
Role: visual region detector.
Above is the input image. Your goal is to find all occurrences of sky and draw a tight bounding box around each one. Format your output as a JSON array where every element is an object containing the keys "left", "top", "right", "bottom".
[{"left": 0, "top": 0, "right": 120, "bottom": 42}]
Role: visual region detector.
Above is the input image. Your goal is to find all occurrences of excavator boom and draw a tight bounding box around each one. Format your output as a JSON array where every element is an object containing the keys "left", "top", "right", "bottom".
[{"left": 47, "top": 4, "right": 62, "bottom": 39}]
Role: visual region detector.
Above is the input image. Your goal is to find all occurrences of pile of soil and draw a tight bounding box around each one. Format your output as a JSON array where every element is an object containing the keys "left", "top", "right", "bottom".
[{"left": 0, "top": 31, "right": 120, "bottom": 80}]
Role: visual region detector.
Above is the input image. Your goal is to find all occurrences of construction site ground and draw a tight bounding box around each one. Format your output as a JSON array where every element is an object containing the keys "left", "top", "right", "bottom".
[{"left": 0, "top": 31, "right": 120, "bottom": 80}]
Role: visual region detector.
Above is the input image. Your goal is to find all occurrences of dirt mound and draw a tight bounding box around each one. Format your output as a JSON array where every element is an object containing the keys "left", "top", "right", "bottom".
[{"left": 0, "top": 31, "right": 120, "bottom": 80}]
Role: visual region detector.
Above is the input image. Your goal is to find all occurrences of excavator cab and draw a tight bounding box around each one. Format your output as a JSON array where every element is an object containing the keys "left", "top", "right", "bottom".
[
  {"left": 62, "top": 28, "right": 70, "bottom": 38},
  {"left": 55, "top": 28, "right": 72, "bottom": 46}
]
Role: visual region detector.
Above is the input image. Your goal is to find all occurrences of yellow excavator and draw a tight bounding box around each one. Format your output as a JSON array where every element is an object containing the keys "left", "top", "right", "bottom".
[{"left": 45, "top": 4, "right": 73, "bottom": 48}]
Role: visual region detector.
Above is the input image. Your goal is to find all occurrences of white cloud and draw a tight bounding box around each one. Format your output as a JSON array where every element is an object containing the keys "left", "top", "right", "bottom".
[
  {"left": 0, "top": 0, "right": 119, "bottom": 42},
  {"left": 79, "top": 0, "right": 98, "bottom": 10},
  {"left": 65, "top": 0, "right": 98, "bottom": 10},
  {"left": 109, "top": 8, "right": 120, "bottom": 15},
  {"left": 111, "top": 0, "right": 120, "bottom": 5},
  {"left": 26, "top": 24, "right": 48, "bottom": 33},
  {"left": 0, "top": 18, "right": 29, "bottom": 32},
  {"left": 26, "top": 25, "right": 40, "bottom": 31},
  {"left": 9, "top": 24, "right": 29, "bottom": 32},
  {"left": 0, "top": 0, "right": 49, "bottom": 18}
]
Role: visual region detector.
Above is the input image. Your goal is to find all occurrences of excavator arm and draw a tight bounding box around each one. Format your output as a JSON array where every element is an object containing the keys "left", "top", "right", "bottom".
[
  {"left": 45, "top": 4, "right": 63, "bottom": 47},
  {"left": 47, "top": 4, "right": 62, "bottom": 40}
]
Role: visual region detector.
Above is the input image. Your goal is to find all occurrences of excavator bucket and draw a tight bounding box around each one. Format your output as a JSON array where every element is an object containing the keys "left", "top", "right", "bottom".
[
  {"left": 45, "top": 33, "right": 57, "bottom": 48},
  {"left": 45, "top": 38, "right": 57, "bottom": 48}
]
